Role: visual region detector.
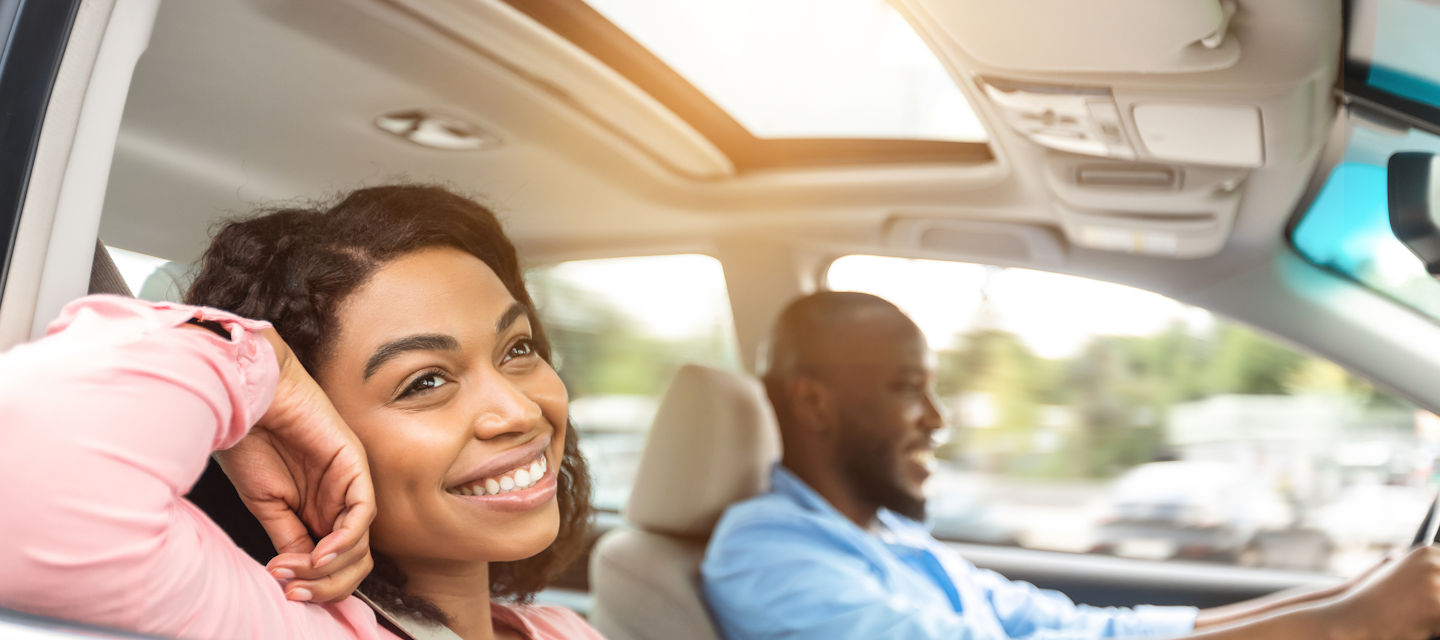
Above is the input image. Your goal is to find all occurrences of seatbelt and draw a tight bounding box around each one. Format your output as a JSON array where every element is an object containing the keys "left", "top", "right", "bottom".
[
  {"left": 354, "top": 591, "right": 461, "bottom": 640},
  {"left": 88, "top": 239, "right": 133, "bottom": 297}
]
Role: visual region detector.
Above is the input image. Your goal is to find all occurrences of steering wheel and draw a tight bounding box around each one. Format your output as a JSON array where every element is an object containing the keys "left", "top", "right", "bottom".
[
  {"left": 1418, "top": 494, "right": 1440, "bottom": 640},
  {"left": 1413, "top": 492, "right": 1440, "bottom": 547}
]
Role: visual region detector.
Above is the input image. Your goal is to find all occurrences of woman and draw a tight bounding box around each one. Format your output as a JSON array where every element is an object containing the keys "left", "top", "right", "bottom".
[{"left": 0, "top": 185, "right": 603, "bottom": 640}]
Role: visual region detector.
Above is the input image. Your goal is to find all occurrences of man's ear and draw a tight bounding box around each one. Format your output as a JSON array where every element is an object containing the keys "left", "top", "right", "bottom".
[{"left": 789, "top": 376, "right": 835, "bottom": 435}]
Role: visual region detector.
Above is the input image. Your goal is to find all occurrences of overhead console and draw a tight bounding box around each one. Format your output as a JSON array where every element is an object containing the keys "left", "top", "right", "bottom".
[
  {"left": 981, "top": 74, "right": 1269, "bottom": 258},
  {"left": 981, "top": 79, "right": 1264, "bottom": 168},
  {"left": 978, "top": 76, "right": 1259, "bottom": 258},
  {"left": 1042, "top": 153, "right": 1248, "bottom": 258},
  {"left": 907, "top": 0, "right": 1337, "bottom": 259}
]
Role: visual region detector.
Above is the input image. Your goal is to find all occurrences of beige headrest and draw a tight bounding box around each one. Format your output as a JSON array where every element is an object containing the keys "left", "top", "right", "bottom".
[{"left": 624, "top": 364, "right": 781, "bottom": 538}]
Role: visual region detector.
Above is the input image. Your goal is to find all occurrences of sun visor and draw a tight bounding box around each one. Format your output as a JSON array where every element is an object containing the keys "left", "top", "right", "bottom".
[{"left": 920, "top": 0, "right": 1241, "bottom": 74}]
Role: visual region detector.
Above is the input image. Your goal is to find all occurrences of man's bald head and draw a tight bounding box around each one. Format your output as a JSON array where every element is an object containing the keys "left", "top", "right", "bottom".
[
  {"left": 762, "top": 291, "right": 922, "bottom": 421},
  {"left": 761, "top": 291, "right": 942, "bottom": 524}
]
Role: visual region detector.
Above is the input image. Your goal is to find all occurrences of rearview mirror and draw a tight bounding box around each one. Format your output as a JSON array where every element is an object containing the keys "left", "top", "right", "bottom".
[{"left": 1389, "top": 151, "right": 1440, "bottom": 275}]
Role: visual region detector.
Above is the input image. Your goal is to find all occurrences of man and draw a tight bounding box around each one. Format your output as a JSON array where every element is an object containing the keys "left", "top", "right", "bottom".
[{"left": 701, "top": 291, "right": 1440, "bottom": 640}]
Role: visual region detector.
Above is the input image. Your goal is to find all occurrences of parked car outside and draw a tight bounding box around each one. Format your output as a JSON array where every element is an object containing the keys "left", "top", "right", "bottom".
[
  {"left": 1313, "top": 483, "right": 1432, "bottom": 551},
  {"left": 1091, "top": 462, "right": 1295, "bottom": 566}
]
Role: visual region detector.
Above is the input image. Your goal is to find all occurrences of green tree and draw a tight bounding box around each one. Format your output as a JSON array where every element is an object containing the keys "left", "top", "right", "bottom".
[
  {"left": 527, "top": 268, "right": 738, "bottom": 402},
  {"left": 1198, "top": 324, "right": 1309, "bottom": 396},
  {"left": 942, "top": 328, "right": 1047, "bottom": 432},
  {"left": 1061, "top": 336, "right": 1169, "bottom": 477}
]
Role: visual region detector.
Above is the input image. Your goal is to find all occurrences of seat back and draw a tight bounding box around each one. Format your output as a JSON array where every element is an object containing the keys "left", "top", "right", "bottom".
[{"left": 589, "top": 364, "right": 780, "bottom": 640}]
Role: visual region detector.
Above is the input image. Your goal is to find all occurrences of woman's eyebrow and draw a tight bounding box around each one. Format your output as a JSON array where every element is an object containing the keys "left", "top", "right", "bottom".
[
  {"left": 363, "top": 334, "right": 460, "bottom": 380},
  {"left": 496, "top": 302, "right": 525, "bottom": 335}
]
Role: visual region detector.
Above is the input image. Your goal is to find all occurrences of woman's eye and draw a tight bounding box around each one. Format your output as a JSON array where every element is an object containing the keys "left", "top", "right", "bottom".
[
  {"left": 504, "top": 338, "right": 537, "bottom": 362},
  {"left": 399, "top": 371, "right": 450, "bottom": 399}
]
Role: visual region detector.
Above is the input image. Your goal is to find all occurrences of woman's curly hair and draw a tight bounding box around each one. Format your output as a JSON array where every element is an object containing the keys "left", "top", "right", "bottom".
[{"left": 183, "top": 184, "right": 592, "bottom": 623}]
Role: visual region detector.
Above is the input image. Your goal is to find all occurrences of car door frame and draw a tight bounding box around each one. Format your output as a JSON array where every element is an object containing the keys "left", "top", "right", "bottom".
[{"left": 0, "top": 0, "right": 158, "bottom": 350}]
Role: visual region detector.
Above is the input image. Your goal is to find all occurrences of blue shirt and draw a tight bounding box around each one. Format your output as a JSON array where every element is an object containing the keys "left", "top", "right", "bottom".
[{"left": 701, "top": 466, "right": 1198, "bottom": 640}]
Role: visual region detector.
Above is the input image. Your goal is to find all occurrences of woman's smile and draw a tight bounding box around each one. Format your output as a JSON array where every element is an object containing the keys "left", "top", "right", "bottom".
[{"left": 445, "top": 436, "right": 560, "bottom": 513}]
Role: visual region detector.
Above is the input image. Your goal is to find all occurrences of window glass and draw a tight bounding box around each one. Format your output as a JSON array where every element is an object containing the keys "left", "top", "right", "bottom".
[
  {"left": 581, "top": 0, "right": 987, "bottom": 141},
  {"left": 527, "top": 255, "right": 741, "bottom": 511},
  {"left": 1291, "top": 123, "right": 1440, "bottom": 323},
  {"left": 828, "top": 255, "right": 1430, "bottom": 576},
  {"left": 107, "top": 246, "right": 187, "bottom": 302}
]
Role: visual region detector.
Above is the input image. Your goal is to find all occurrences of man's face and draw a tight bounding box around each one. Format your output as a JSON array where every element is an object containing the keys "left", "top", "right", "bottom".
[{"left": 818, "top": 314, "right": 944, "bottom": 521}]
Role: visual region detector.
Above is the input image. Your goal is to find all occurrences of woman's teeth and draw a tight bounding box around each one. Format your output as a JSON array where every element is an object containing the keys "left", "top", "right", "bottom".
[{"left": 449, "top": 454, "right": 548, "bottom": 496}]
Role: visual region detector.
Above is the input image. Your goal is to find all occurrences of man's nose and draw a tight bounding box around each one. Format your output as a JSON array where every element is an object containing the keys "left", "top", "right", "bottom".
[
  {"left": 921, "top": 391, "right": 955, "bottom": 448},
  {"left": 921, "top": 390, "right": 946, "bottom": 431}
]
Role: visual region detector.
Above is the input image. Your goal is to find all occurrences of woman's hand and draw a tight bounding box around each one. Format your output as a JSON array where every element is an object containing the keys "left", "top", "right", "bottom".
[{"left": 214, "top": 328, "right": 376, "bottom": 603}]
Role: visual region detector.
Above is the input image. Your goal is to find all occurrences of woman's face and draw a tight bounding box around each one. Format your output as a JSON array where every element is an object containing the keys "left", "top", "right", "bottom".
[{"left": 316, "top": 247, "right": 568, "bottom": 569}]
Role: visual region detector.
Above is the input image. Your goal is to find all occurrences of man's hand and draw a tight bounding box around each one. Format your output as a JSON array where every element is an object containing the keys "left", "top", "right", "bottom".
[
  {"left": 1323, "top": 545, "right": 1440, "bottom": 640},
  {"left": 214, "top": 328, "right": 376, "bottom": 603},
  {"left": 1334, "top": 550, "right": 1400, "bottom": 597}
]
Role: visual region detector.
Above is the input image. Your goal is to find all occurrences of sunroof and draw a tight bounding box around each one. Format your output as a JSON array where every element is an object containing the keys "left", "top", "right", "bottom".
[{"left": 580, "top": 0, "right": 988, "bottom": 142}]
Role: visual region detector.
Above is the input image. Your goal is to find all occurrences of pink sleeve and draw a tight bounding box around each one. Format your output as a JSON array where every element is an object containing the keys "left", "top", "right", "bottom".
[{"left": 0, "top": 295, "right": 382, "bottom": 639}]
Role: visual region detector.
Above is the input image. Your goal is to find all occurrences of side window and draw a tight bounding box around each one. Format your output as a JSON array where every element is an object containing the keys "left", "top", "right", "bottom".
[
  {"left": 107, "top": 246, "right": 188, "bottom": 302},
  {"left": 527, "top": 255, "right": 741, "bottom": 511},
  {"left": 828, "top": 254, "right": 1429, "bottom": 576}
]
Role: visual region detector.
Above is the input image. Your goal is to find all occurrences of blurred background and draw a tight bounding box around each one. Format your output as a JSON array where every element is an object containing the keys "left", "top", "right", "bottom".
[{"left": 517, "top": 252, "right": 1438, "bottom": 577}]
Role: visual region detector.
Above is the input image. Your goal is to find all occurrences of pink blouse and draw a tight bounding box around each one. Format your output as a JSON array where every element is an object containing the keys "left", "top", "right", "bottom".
[{"left": 0, "top": 296, "right": 603, "bottom": 640}]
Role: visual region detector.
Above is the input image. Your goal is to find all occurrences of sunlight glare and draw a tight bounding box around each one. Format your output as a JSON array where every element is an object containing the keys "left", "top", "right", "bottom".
[{"left": 826, "top": 255, "right": 1205, "bottom": 358}]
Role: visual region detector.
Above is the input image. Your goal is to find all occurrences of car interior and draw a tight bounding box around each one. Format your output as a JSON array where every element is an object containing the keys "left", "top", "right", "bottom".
[{"left": 6, "top": 0, "right": 1440, "bottom": 638}]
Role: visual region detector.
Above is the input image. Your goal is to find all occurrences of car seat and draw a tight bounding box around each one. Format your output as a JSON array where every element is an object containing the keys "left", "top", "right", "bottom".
[{"left": 588, "top": 363, "right": 781, "bottom": 640}]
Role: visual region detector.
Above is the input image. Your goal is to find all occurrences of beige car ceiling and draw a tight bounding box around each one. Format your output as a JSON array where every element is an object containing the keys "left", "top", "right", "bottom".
[{"left": 100, "top": 0, "right": 1333, "bottom": 289}]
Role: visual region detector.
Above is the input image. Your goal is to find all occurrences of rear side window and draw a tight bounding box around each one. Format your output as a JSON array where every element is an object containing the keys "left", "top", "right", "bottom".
[
  {"left": 107, "top": 246, "right": 187, "bottom": 302},
  {"left": 828, "top": 254, "right": 1427, "bottom": 577},
  {"left": 527, "top": 254, "right": 741, "bottom": 511}
]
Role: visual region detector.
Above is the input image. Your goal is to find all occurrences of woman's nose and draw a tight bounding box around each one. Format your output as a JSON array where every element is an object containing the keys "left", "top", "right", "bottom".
[{"left": 470, "top": 373, "right": 543, "bottom": 438}]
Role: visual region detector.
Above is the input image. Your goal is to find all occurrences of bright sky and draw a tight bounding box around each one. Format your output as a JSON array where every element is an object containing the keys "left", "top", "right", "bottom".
[
  {"left": 827, "top": 255, "right": 1213, "bottom": 358},
  {"left": 582, "top": 0, "right": 988, "bottom": 141},
  {"left": 542, "top": 254, "right": 1210, "bottom": 359}
]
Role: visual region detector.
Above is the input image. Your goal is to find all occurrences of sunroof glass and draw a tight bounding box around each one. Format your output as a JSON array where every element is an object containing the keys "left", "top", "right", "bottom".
[{"left": 582, "top": 0, "right": 988, "bottom": 142}]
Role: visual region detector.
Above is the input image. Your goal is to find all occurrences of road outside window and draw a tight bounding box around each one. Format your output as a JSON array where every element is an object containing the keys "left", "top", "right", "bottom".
[{"left": 828, "top": 254, "right": 1434, "bottom": 576}]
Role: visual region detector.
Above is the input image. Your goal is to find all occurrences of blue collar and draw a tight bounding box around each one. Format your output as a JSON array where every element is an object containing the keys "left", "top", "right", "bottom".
[
  {"left": 768, "top": 464, "right": 842, "bottom": 516},
  {"left": 768, "top": 464, "right": 933, "bottom": 546}
]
